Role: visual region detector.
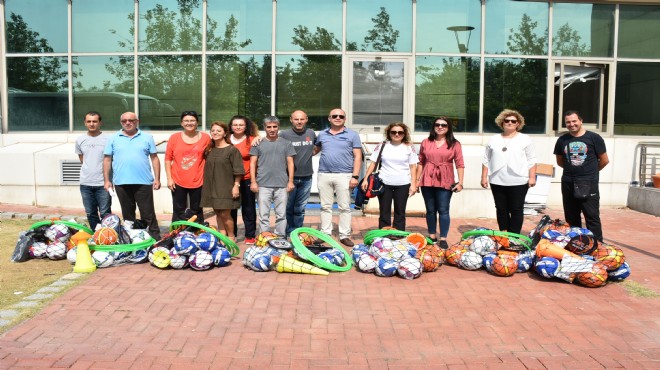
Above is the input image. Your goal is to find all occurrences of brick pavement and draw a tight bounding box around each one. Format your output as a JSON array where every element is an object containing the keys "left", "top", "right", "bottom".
[{"left": 0, "top": 204, "right": 658, "bottom": 369}]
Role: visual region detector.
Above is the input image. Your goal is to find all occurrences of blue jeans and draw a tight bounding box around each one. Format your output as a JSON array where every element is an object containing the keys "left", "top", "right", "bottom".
[
  {"left": 421, "top": 186, "right": 453, "bottom": 238},
  {"left": 80, "top": 185, "right": 112, "bottom": 230},
  {"left": 286, "top": 176, "right": 313, "bottom": 236}
]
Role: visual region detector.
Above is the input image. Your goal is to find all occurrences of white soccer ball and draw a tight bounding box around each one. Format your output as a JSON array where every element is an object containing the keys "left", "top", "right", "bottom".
[
  {"left": 459, "top": 251, "right": 483, "bottom": 270},
  {"left": 92, "top": 251, "right": 115, "bottom": 268},
  {"left": 356, "top": 253, "right": 378, "bottom": 273},
  {"left": 128, "top": 249, "right": 149, "bottom": 264},
  {"left": 168, "top": 250, "right": 189, "bottom": 269},
  {"left": 129, "top": 229, "right": 151, "bottom": 244},
  {"left": 29, "top": 241, "right": 49, "bottom": 258},
  {"left": 45, "top": 224, "right": 71, "bottom": 243},
  {"left": 211, "top": 248, "right": 232, "bottom": 267},
  {"left": 189, "top": 250, "right": 213, "bottom": 271},
  {"left": 397, "top": 257, "right": 423, "bottom": 280},
  {"left": 469, "top": 235, "right": 496, "bottom": 256},
  {"left": 46, "top": 240, "right": 67, "bottom": 260},
  {"left": 66, "top": 246, "right": 77, "bottom": 264}
]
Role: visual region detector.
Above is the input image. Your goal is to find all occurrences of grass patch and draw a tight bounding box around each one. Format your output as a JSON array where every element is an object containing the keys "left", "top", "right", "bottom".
[
  {"left": 620, "top": 280, "right": 660, "bottom": 298},
  {"left": 0, "top": 219, "right": 87, "bottom": 333}
]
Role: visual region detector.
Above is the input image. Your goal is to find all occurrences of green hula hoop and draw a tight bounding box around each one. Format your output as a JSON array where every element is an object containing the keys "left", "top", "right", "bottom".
[
  {"left": 460, "top": 229, "right": 532, "bottom": 250},
  {"left": 29, "top": 220, "right": 93, "bottom": 235},
  {"left": 89, "top": 238, "right": 156, "bottom": 252},
  {"left": 362, "top": 229, "right": 433, "bottom": 246},
  {"left": 290, "top": 227, "right": 353, "bottom": 272},
  {"left": 170, "top": 220, "right": 240, "bottom": 257}
]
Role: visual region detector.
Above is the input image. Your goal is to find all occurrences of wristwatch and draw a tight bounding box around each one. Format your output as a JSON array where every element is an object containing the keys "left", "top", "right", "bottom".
[{"left": 351, "top": 175, "right": 359, "bottom": 179}]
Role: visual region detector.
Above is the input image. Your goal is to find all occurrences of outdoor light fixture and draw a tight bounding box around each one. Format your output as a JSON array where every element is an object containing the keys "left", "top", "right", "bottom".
[{"left": 447, "top": 25, "right": 475, "bottom": 53}]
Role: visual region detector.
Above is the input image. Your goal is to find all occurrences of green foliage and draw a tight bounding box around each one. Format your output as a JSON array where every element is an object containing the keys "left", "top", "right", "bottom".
[
  {"left": 554, "top": 23, "right": 589, "bottom": 56},
  {"left": 507, "top": 14, "right": 547, "bottom": 55},
  {"left": 363, "top": 7, "right": 399, "bottom": 52}
]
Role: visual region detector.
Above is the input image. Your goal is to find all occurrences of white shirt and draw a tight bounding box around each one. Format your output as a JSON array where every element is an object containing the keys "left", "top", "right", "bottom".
[
  {"left": 370, "top": 142, "right": 419, "bottom": 186},
  {"left": 483, "top": 133, "right": 536, "bottom": 186}
]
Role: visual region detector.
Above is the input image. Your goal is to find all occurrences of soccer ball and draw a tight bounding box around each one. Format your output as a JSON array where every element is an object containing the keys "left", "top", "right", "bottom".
[
  {"left": 318, "top": 249, "right": 345, "bottom": 266},
  {"left": 92, "top": 251, "right": 115, "bottom": 268},
  {"left": 356, "top": 253, "right": 378, "bottom": 273},
  {"left": 45, "top": 224, "right": 71, "bottom": 243},
  {"left": 417, "top": 246, "right": 442, "bottom": 272},
  {"left": 516, "top": 253, "right": 533, "bottom": 273},
  {"left": 374, "top": 257, "right": 398, "bottom": 277},
  {"left": 211, "top": 248, "right": 232, "bottom": 267},
  {"left": 482, "top": 253, "right": 497, "bottom": 272},
  {"left": 397, "top": 257, "right": 423, "bottom": 280},
  {"left": 148, "top": 246, "right": 171, "bottom": 268},
  {"left": 93, "top": 227, "right": 119, "bottom": 245},
  {"left": 297, "top": 232, "right": 315, "bottom": 246},
  {"left": 174, "top": 234, "right": 199, "bottom": 255},
  {"left": 46, "top": 240, "right": 67, "bottom": 260},
  {"left": 608, "top": 262, "right": 631, "bottom": 281},
  {"left": 128, "top": 249, "right": 149, "bottom": 264},
  {"left": 576, "top": 262, "right": 608, "bottom": 288},
  {"left": 444, "top": 244, "right": 466, "bottom": 266},
  {"left": 66, "top": 246, "right": 77, "bottom": 264},
  {"left": 459, "top": 251, "right": 483, "bottom": 270},
  {"left": 249, "top": 253, "right": 273, "bottom": 272},
  {"left": 168, "top": 250, "right": 189, "bottom": 269},
  {"left": 593, "top": 244, "right": 625, "bottom": 271},
  {"left": 110, "top": 251, "right": 131, "bottom": 265},
  {"left": 129, "top": 229, "right": 151, "bottom": 244},
  {"left": 196, "top": 232, "right": 219, "bottom": 252},
  {"left": 256, "top": 231, "right": 278, "bottom": 247},
  {"left": 535, "top": 256, "right": 560, "bottom": 279},
  {"left": 268, "top": 239, "right": 293, "bottom": 250},
  {"left": 189, "top": 250, "right": 213, "bottom": 271},
  {"left": 101, "top": 214, "right": 121, "bottom": 229},
  {"left": 491, "top": 254, "right": 518, "bottom": 277},
  {"left": 470, "top": 235, "right": 496, "bottom": 256},
  {"left": 29, "top": 241, "right": 49, "bottom": 258},
  {"left": 352, "top": 244, "right": 370, "bottom": 262}
]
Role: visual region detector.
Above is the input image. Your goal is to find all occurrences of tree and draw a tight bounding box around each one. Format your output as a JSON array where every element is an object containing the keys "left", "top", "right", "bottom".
[
  {"left": 554, "top": 23, "right": 589, "bottom": 56},
  {"left": 362, "top": 7, "right": 399, "bottom": 52},
  {"left": 506, "top": 13, "right": 547, "bottom": 55}
]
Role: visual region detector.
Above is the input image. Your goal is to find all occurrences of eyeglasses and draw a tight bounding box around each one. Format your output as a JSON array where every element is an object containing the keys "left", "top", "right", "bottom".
[
  {"left": 120, "top": 119, "right": 138, "bottom": 124},
  {"left": 390, "top": 130, "right": 404, "bottom": 136},
  {"left": 330, "top": 114, "right": 345, "bottom": 119},
  {"left": 503, "top": 119, "right": 518, "bottom": 123},
  {"left": 182, "top": 111, "right": 197, "bottom": 116},
  {"left": 434, "top": 123, "right": 448, "bottom": 128}
]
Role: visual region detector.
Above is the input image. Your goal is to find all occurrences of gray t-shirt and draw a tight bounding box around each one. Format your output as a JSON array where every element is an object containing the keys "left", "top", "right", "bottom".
[
  {"left": 280, "top": 128, "right": 316, "bottom": 177},
  {"left": 249, "top": 137, "right": 296, "bottom": 187},
  {"left": 75, "top": 132, "right": 109, "bottom": 186}
]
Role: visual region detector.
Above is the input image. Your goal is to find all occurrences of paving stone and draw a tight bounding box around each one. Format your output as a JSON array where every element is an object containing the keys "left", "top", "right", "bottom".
[
  {"left": 49, "top": 279, "right": 74, "bottom": 287},
  {"left": 0, "top": 309, "right": 19, "bottom": 318},
  {"left": 13, "top": 300, "right": 39, "bottom": 308},
  {"left": 30, "top": 214, "right": 47, "bottom": 220},
  {"left": 0, "top": 319, "right": 10, "bottom": 327},
  {"left": 14, "top": 213, "right": 30, "bottom": 219},
  {"left": 24, "top": 293, "right": 54, "bottom": 301},
  {"left": 60, "top": 273, "right": 85, "bottom": 280},
  {"left": 0, "top": 212, "right": 14, "bottom": 219},
  {"left": 36, "top": 286, "right": 63, "bottom": 294}
]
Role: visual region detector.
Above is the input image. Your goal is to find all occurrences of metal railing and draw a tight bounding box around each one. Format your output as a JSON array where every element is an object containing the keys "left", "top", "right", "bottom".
[{"left": 631, "top": 142, "right": 660, "bottom": 187}]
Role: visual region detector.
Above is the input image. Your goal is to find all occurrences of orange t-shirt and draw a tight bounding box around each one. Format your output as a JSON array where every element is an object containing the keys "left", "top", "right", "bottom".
[
  {"left": 165, "top": 132, "right": 211, "bottom": 188},
  {"left": 232, "top": 136, "right": 255, "bottom": 180}
]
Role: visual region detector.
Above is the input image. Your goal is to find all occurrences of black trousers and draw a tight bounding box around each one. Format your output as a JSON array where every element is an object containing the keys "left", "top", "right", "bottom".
[
  {"left": 171, "top": 185, "right": 203, "bottom": 223},
  {"left": 490, "top": 183, "right": 529, "bottom": 235},
  {"left": 561, "top": 180, "right": 603, "bottom": 242},
  {"left": 377, "top": 183, "right": 411, "bottom": 230},
  {"left": 115, "top": 184, "right": 161, "bottom": 239},
  {"left": 231, "top": 178, "right": 257, "bottom": 239}
]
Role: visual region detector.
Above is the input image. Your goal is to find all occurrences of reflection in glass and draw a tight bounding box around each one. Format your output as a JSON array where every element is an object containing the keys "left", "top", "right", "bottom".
[
  {"left": 618, "top": 6, "right": 660, "bottom": 59},
  {"left": 139, "top": 0, "right": 202, "bottom": 52},
  {"left": 346, "top": 0, "right": 411, "bottom": 52},
  {"left": 73, "top": 56, "right": 135, "bottom": 131},
  {"left": 352, "top": 61, "right": 404, "bottom": 127},
  {"left": 276, "top": 55, "right": 341, "bottom": 131},
  {"left": 207, "top": 0, "right": 272, "bottom": 51},
  {"left": 138, "top": 55, "right": 202, "bottom": 130},
  {"left": 5, "top": 0, "right": 67, "bottom": 53},
  {"left": 416, "top": 0, "right": 480, "bottom": 54},
  {"left": 7, "top": 57, "right": 69, "bottom": 131},
  {"left": 277, "top": 0, "right": 342, "bottom": 51},
  {"left": 484, "top": 58, "right": 546, "bottom": 134},
  {"left": 552, "top": 4, "right": 614, "bottom": 58},
  {"left": 415, "top": 56, "right": 480, "bottom": 133},
  {"left": 73, "top": 0, "right": 134, "bottom": 52},
  {"left": 615, "top": 62, "right": 660, "bottom": 136},
  {"left": 553, "top": 64, "right": 604, "bottom": 131},
  {"left": 485, "top": 0, "right": 548, "bottom": 55},
  {"left": 206, "top": 55, "right": 271, "bottom": 126}
]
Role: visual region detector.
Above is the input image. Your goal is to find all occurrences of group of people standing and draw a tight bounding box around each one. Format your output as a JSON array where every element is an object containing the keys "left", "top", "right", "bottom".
[{"left": 75, "top": 107, "right": 608, "bottom": 249}]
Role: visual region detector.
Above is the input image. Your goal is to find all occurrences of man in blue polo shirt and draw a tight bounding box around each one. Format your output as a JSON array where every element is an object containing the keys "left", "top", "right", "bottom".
[
  {"left": 314, "top": 108, "right": 362, "bottom": 247},
  {"left": 103, "top": 112, "right": 162, "bottom": 239}
]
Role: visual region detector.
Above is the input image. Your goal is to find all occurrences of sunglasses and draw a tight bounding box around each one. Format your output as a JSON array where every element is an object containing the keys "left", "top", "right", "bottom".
[
  {"left": 120, "top": 119, "right": 138, "bottom": 124},
  {"left": 434, "top": 123, "right": 448, "bottom": 128},
  {"left": 330, "top": 114, "right": 345, "bottom": 119},
  {"left": 503, "top": 119, "right": 518, "bottom": 123},
  {"left": 390, "top": 130, "right": 404, "bottom": 136},
  {"left": 182, "top": 111, "right": 198, "bottom": 116}
]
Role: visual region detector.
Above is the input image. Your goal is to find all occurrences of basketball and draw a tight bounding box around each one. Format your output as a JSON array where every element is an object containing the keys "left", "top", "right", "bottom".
[
  {"left": 576, "top": 262, "right": 608, "bottom": 288},
  {"left": 168, "top": 250, "right": 189, "bottom": 269},
  {"left": 374, "top": 257, "right": 398, "bottom": 277},
  {"left": 535, "top": 256, "right": 560, "bottom": 279},
  {"left": 444, "top": 244, "right": 466, "bottom": 266},
  {"left": 45, "top": 224, "right": 71, "bottom": 243},
  {"left": 196, "top": 232, "right": 219, "bottom": 252},
  {"left": 92, "top": 251, "right": 115, "bottom": 268},
  {"left": 565, "top": 230, "right": 595, "bottom": 255},
  {"left": 174, "top": 234, "right": 199, "bottom": 255},
  {"left": 212, "top": 248, "right": 232, "bottom": 267},
  {"left": 93, "top": 227, "right": 119, "bottom": 245},
  {"left": 608, "top": 262, "right": 631, "bottom": 281},
  {"left": 356, "top": 253, "right": 378, "bottom": 273},
  {"left": 256, "top": 231, "right": 278, "bottom": 247},
  {"left": 491, "top": 254, "right": 518, "bottom": 277},
  {"left": 397, "top": 257, "right": 423, "bottom": 280},
  {"left": 459, "top": 251, "right": 483, "bottom": 271},
  {"left": 46, "top": 240, "right": 67, "bottom": 260},
  {"left": 593, "top": 244, "right": 625, "bottom": 271},
  {"left": 417, "top": 247, "right": 442, "bottom": 272},
  {"left": 148, "top": 246, "right": 171, "bottom": 268},
  {"left": 29, "top": 241, "right": 48, "bottom": 258},
  {"left": 297, "top": 232, "right": 315, "bottom": 246},
  {"left": 189, "top": 250, "right": 213, "bottom": 271}
]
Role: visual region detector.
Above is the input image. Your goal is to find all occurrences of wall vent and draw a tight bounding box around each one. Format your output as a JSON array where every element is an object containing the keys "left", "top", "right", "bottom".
[{"left": 60, "top": 160, "right": 81, "bottom": 185}]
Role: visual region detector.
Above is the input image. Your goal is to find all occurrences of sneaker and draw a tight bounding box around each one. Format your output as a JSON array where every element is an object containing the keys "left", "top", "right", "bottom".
[
  {"left": 439, "top": 240, "right": 449, "bottom": 250},
  {"left": 244, "top": 237, "right": 256, "bottom": 245}
]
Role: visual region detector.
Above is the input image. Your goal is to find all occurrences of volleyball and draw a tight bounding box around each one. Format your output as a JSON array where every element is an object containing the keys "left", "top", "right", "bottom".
[{"left": 256, "top": 231, "right": 278, "bottom": 247}]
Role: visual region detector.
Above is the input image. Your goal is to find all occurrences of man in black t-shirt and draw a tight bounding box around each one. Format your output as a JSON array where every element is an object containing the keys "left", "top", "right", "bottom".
[{"left": 553, "top": 110, "right": 609, "bottom": 242}]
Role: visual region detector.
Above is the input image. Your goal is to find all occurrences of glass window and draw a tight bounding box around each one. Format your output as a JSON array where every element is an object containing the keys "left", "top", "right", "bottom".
[
  {"left": 483, "top": 58, "right": 547, "bottom": 134},
  {"left": 351, "top": 60, "right": 405, "bottom": 127},
  {"left": 5, "top": 0, "right": 67, "bottom": 53},
  {"left": 552, "top": 3, "right": 614, "bottom": 57},
  {"left": 618, "top": 5, "right": 660, "bottom": 59},
  {"left": 276, "top": 55, "right": 341, "bottom": 131},
  {"left": 138, "top": 0, "right": 202, "bottom": 52},
  {"left": 346, "top": 0, "right": 412, "bottom": 52},
  {"left": 415, "top": 56, "right": 480, "bottom": 133},
  {"left": 416, "top": 0, "right": 481, "bottom": 54},
  {"left": 615, "top": 62, "right": 660, "bottom": 136},
  {"left": 207, "top": 0, "right": 272, "bottom": 51},
  {"left": 206, "top": 55, "right": 271, "bottom": 126},
  {"left": 138, "top": 55, "right": 202, "bottom": 130},
  {"left": 73, "top": 0, "right": 134, "bottom": 53},
  {"left": 7, "top": 57, "right": 69, "bottom": 131},
  {"left": 276, "top": 0, "right": 342, "bottom": 51},
  {"left": 73, "top": 56, "right": 135, "bottom": 131},
  {"left": 485, "top": 0, "right": 548, "bottom": 56}
]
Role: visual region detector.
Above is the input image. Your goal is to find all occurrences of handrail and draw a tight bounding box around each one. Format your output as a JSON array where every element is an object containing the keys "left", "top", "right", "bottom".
[{"left": 631, "top": 142, "right": 660, "bottom": 187}]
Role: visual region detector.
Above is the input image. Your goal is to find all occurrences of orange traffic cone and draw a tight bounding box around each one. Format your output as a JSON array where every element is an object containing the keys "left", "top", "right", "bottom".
[
  {"left": 70, "top": 231, "right": 96, "bottom": 273},
  {"left": 535, "top": 239, "right": 581, "bottom": 261},
  {"left": 275, "top": 255, "right": 329, "bottom": 276}
]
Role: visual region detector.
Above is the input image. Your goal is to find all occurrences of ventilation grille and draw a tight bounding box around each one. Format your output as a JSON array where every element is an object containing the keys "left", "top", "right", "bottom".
[{"left": 60, "top": 160, "right": 81, "bottom": 185}]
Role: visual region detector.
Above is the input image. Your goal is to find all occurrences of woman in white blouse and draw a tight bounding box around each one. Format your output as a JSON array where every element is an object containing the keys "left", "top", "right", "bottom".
[{"left": 481, "top": 109, "right": 537, "bottom": 235}]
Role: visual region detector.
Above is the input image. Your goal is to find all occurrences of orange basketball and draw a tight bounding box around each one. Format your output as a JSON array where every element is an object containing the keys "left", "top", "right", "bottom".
[
  {"left": 417, "top": 247, "right": 443, "bottom": 272},
  {"left": 444, "top": 244, "right": 466, "bottom": 266},
  {"left": 491, "top": 254, "right": 518, "bottom": 277},
  {"left": 406, "top": 233, "right": 427, "bottom": 248},
  {"left": 576, "top": 262, "right": 609, "bottom": 287},
  {"left": 297, "top": 232, "right": 315, "bottom": 247},
  {"left": 93, "top": 227, "right": 118, "bottom": 245},
  {"left": 593, "top": 244, "right": 625, "bottom": 271}
]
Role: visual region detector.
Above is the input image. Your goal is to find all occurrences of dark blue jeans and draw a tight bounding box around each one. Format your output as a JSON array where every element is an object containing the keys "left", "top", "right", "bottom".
[
  {"left": 80, "top": 185, "right": 112, "bottom": 230},
  {"left": 421, "top": 186, "right": 453, "bottom": 238},
  {"left": 286, "top": 176, "right": 313, "bottom": 236}
]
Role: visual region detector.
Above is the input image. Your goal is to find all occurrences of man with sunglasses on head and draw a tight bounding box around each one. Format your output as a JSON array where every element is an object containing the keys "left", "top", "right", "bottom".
[
  {"left": 103, "top": 111, "right": 162, "bottom": 239},
  {"left": 314, "top": 108, "right": 362, "bottom": 247}
]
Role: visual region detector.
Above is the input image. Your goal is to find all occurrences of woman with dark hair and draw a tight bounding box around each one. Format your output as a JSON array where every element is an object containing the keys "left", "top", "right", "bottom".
[
  {"left": 228, "top": 115, "right": 260, "bottom": 244},
  {"left": 481, "top": 109, "right": 536, "bottom": 235},
  {"left": 417, "top": 117, "right": 465, "bottom": 249},
  {"left": 361, "top": 122, "right": 418, "bottom": 230},
  {"left": 201, "top": 121, "right": 244, "bottom": 240},
  {"left": 164, "top": 111, "right": 211, "bottom": 222}
]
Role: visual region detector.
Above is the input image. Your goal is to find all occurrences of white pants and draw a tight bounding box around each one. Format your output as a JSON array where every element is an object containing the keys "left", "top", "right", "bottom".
[
  {"left": 317, "top": 172, "right": 352, "bottom": 239},
  {"left": 257, "top": 187, "right": 288, "bottom": 237}
]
